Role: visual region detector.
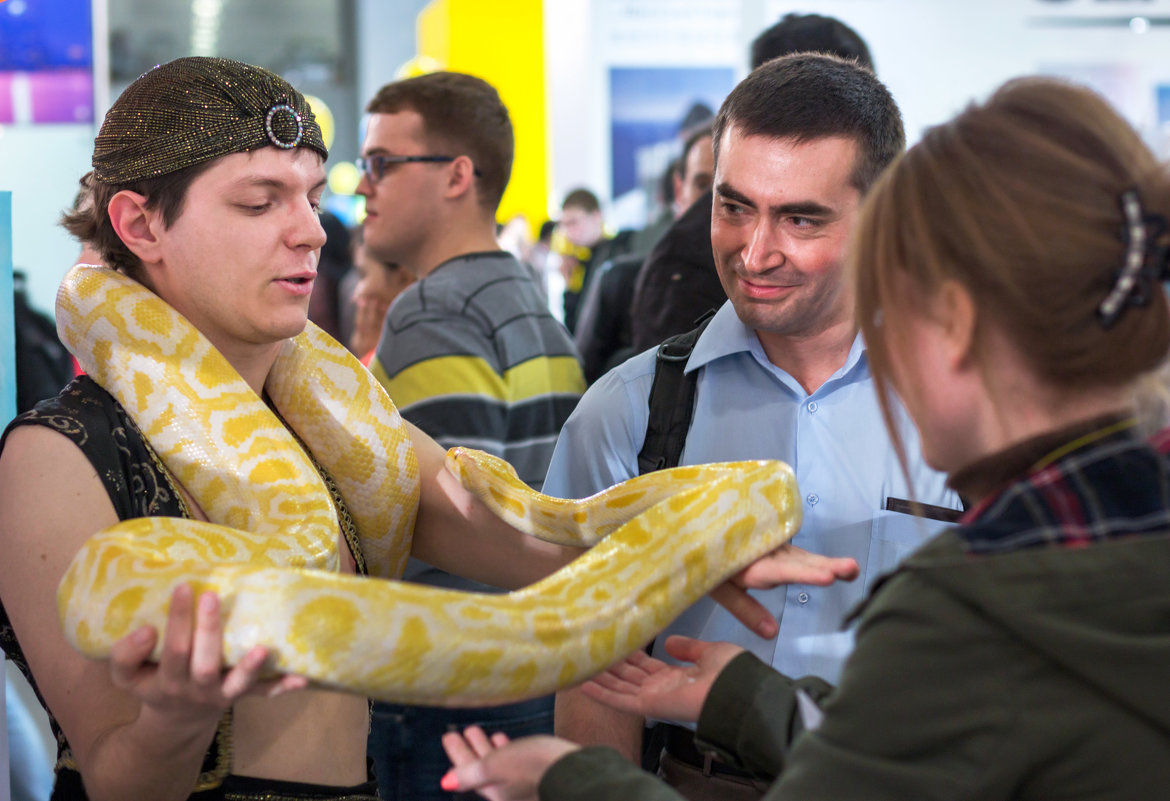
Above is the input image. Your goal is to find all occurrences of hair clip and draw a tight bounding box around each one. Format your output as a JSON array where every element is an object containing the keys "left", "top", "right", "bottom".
[{"left": 1098, "top": 189, "right": 1169, "bottom": 329}]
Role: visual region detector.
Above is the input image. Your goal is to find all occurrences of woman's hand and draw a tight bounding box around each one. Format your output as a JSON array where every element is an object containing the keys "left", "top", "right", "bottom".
[
  {"left": 441, "top": 726, "right": 580, "bottom": 801},
  {"left": 580, "top": 635, "right": 744, "bottom": 724}
]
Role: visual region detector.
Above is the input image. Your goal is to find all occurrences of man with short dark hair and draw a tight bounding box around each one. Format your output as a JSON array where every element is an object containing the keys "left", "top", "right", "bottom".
[
  {"left": 629, "top": 12, "right": 875, "bottom": 353},
  {"left": 547, "top": 53, "right": 958, "bottom": 801},
  {"left": 559, "top": 188, "right": 604, "bottom": 247},
  {"left": 357, "top": 71, "right": 586, "bottom": 800},
  {"left": 359, "top": 71, "right": 582, "bottom": 492},
  {"left": 749, "top": 11, "right": 873, "bottom": 74},
  {"left": 673, "top": 125, "right": 716, "bottom": 216}
]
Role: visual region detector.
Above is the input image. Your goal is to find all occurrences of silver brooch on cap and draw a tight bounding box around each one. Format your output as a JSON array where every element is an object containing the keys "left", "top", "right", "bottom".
[{"left": 265, "top": 103, "right": 304, "bottom": 149}]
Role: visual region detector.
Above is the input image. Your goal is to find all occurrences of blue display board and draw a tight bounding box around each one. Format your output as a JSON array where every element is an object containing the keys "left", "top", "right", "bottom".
[
  {"left": 609, "top": 66, "right": 734, "bottom": 198},
  {"left": 0, "top": 0, "right": 94, "bottom": 124},
  {"left": 0, "top": 191, "right": 14, "bottom": 427}
]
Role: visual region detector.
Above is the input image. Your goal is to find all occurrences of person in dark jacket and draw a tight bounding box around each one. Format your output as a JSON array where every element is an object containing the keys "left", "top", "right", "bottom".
[
  {"left": 440, "top": 77, "right": 1170, "bottom": 801},
  {"left": 574, "top": 126, "right": 714, "bottom": 383},
  {"left": 12, "top": 270, "right": 76, "bottom": 413},
  {"left": 556, "top": 188, "right": 635, "bottom": 334}
]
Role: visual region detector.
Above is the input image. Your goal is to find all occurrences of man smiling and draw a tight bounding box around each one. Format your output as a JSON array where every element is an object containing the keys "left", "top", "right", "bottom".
[{"left": 545, "top": 54, "right": 959, "bottom": 800}]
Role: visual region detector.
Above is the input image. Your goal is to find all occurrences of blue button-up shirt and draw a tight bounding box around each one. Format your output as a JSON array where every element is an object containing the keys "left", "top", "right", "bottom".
[{"left": 543, "top": 301, "right": 959, "bottom": 685}]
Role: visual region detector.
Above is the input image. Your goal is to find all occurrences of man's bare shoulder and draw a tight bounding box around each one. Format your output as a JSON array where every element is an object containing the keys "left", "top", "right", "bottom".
[
  {"left": 0, "top": 422, "right": 113, "bottom": 555},
  {"left": 0, "top": 420, "right": 102, "bottom": 491}
]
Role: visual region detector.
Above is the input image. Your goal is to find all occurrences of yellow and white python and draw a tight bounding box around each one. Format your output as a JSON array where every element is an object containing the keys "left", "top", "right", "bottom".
[{"left": 53, "top": 263, "right": 802, "bottom": 707}]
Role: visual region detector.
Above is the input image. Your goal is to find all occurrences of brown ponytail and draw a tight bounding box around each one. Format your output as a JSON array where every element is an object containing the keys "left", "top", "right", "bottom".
[{"left": 854, "top": 77, "right": 1170, "bottom": 451}]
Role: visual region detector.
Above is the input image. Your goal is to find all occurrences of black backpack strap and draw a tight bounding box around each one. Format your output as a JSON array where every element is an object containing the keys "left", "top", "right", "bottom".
[
  {"left": 636, "top": 313, "right": 714, "bottom": 475},
  {"left": 635, "top": 311, "right": 715, "bottom": 772}
]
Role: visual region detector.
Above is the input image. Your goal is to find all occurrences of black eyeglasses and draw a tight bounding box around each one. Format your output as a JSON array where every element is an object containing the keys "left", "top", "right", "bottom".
[{"left": 356, "top": 154, "right": 482, "bottom": 183}]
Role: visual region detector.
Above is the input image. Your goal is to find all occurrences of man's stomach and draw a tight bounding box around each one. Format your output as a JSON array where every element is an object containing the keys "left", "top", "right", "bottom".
[{"left": 231, "top": 688, "right": 369, "bottom": 785}]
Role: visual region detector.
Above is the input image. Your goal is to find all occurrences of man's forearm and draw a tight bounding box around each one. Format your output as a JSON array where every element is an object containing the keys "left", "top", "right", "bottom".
[
  {"left": 556, "top": 686, "right": 643, "bottom": 763},
  {"left": 408, "top": 424, "right": 580, "bottom": 589},
  {"left": 78, "top": 707, "right": 220, "bottom": 801}
]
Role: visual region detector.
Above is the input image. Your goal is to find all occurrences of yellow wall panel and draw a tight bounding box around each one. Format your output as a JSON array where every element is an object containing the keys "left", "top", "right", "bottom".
[{"left": 417, "top": 0, "right": 546, "bottom": 233}]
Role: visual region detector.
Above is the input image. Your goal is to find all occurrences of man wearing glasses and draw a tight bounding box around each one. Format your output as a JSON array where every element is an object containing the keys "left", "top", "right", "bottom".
[{"left": 356, "top": 71, "right": 586, "bottom": 800}]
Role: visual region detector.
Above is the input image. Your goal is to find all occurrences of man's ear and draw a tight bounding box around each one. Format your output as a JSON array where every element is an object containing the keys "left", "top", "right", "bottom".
[
  {"left": 444, "top": 155, "right": 478, "bottom": 201},
  {"left": 936, "top": 279, "right": 977, "bottom": 371},
  {"left": 107, "top": 190, "right": 164, "bottom": 264}
]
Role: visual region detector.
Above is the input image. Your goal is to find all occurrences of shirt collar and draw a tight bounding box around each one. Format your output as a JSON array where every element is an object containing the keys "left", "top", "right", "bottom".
[
  {"left": 686, "top": 301, "right": 869, "bottom": 397},
  {"left": 427, "top": 250, "right": 512, "bottom": 277}
]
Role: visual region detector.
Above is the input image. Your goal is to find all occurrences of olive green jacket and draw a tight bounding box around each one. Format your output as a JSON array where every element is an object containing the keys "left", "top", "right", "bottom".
[{"left": 541, "top": 531, "right": 1170, "bottom": 800}]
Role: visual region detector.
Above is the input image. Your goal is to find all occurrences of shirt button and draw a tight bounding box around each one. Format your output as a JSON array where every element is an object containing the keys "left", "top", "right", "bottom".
[
  {"left": 807, "top": 401, "right": 818, "bottom": 413},
  {"left": 797, "top": 592, "right": 810, "bottom": 604},
  {"left": 806, "top": 493, "right": 819, "bottom": 506}
]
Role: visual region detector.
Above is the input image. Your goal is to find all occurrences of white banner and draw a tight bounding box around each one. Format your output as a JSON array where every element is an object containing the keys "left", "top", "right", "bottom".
[
  {"left": 600, "top": 0, "right": 741, "bottom": 64},
  {"left": 1030, "top": 0, "right": 1170, "bottom": 16}
]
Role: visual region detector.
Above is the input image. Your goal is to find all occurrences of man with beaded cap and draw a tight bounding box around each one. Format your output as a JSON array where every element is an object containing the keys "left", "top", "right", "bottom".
[
  {"left": 0, "top": 56, "right": 580, "bottom": 801},
  {"left": 0, "top": 56, "right": 856, "bottom": 801}
]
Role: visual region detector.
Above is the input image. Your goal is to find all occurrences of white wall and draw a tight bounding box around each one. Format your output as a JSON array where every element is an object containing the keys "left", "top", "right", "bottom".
[
  {"left": 546, "top": 0, "right": 1170, "bottom": 215},
  {"left": 544, "top": 0, "right": 600, "bottom": 220},
  {"left": 774, "top": 0, "right": 1170, "bottom": 148},
  {"left": 355, "top": 0, "right": 429, "bottom": 116},
  {"left": 0, "top": 126, "right": 95, "bottom": 316}
]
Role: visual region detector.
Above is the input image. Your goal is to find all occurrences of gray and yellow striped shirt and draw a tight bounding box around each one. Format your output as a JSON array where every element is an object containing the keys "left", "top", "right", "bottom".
[{"left": 371, "top": 250, "right": 584, "bottom": 493}]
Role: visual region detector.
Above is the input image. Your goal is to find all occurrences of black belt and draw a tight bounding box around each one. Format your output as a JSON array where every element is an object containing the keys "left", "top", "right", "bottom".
[{"left": 661, "top": 723, "right": 756, "bottom": 780}]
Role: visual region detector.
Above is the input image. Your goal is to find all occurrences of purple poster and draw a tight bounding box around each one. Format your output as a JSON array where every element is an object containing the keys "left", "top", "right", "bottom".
[{"left": 0, "top": 0, "right": 94, "bottom": 123}]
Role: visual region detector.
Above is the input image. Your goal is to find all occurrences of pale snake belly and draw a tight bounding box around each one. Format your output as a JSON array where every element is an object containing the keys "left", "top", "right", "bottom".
[{"left": 53, "top": 263, "right": 801, "bottom": 706}]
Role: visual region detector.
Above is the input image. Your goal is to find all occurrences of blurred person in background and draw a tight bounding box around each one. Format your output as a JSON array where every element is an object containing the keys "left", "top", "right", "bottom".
[
  {"left": 349, "top": 246, "right": 415, "bottom": 366},
  {"left": 574, "top": 125, "right": 714, "bottom": 384},
  {"left": 555, "top": 188, "right": 634, "bottom": 334},
  {"left": 307, "top": 210, "right": 353, "bottom": 342}
]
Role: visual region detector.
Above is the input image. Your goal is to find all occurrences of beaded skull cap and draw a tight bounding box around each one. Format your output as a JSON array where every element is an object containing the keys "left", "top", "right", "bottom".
[{"left": 92, "top": 56, "right": 327, "bottom": 184}]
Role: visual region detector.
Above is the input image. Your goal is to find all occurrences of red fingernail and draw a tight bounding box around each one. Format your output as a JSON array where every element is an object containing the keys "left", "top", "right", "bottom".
[{"left": 440, "top": 771, "right": 460, "bottom": 792}]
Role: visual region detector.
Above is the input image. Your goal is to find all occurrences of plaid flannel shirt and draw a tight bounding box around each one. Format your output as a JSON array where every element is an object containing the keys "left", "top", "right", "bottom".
[{"left": 956, "top": 418, "right": 1170, "bottom": 555}]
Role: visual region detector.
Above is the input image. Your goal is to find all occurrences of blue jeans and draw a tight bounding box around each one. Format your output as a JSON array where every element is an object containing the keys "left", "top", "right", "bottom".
[{"left": 367, "top": 696, "right": 554, "bottom": 801}]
